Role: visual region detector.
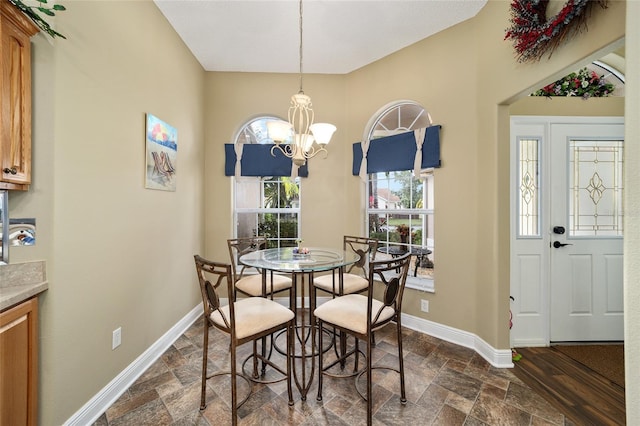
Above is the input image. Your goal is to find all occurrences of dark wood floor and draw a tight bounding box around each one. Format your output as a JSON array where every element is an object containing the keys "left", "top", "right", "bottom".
[{"left": 512, "top": 346, "right": 626, "bottom": 425}]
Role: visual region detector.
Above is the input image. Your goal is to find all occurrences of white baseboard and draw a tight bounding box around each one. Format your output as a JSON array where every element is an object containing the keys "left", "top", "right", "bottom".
[
  {"left": 512, "top": 338, "right": 548, "bottom": 348},
  {"left": 64, "top": 305, "right": 202, "bottom": 426},
  {"left": 401, "top": 313, "right": 514, "bottom": 368},
  {"left": 65, "top": 299, "right": 513, "bottom": 424}
]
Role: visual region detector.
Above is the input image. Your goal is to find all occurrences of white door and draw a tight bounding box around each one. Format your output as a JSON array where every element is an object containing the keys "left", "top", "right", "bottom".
[
  {"left": 549, "top": 123, "right": 624, "bottom": 342},
  {"left": 510, "top": 117, "right": 624, "bottom": 347}
]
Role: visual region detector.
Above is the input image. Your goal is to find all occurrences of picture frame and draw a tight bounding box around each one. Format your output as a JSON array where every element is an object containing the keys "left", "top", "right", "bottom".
[{"left": 145, "top": 113, "right": 177, "bottom": 191}]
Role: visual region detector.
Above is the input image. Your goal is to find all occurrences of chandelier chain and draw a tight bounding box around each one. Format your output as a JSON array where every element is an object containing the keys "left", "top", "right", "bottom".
[
  {"left": 267, "top": 0, "right": 335, "bottom": 166},
  {"left": 298, "top": 0, "right": 304, "bottom": 93}
]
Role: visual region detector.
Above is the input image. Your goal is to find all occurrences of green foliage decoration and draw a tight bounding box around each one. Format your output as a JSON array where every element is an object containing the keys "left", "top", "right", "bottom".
[
  {"left": 531, "top": 67, "right": 615, "bottom": 99},
  {"left": 8, "top": 0, "right": 66, "bottom": 39}
]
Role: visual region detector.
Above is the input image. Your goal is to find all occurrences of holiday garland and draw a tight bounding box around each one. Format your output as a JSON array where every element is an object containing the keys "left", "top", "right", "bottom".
[
  {"left": 505, "top": 0, "right": 608, "bottom": 63},
  {"left": 531, "top": 67, "right": 615, "bottom": 98}
]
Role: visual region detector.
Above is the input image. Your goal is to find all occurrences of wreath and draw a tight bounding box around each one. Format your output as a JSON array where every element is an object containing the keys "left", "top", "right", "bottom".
[{"left": 504, "top": 0, "right": 608, "bottom": 63}]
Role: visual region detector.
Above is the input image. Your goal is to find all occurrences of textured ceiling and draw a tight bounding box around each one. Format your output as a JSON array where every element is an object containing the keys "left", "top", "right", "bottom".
[{"left": 154, "top": 0, "right": 487, "bottom": 74}]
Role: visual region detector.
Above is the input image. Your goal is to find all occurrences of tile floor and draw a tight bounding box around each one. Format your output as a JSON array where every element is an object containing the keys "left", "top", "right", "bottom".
[{"left": 93, "top": 315, "right": 569, "bottom": 425}]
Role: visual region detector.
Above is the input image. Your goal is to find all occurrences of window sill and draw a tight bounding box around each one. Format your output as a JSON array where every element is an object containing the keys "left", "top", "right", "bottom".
[
  {"left": 406, "top": 276, "right": 434, "bottom": 293},
  {"left": 380, "top": 271, "right": 434, "bottom": 293}
]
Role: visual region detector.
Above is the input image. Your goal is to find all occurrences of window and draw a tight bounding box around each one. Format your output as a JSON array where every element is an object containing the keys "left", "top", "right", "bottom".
[
  {"left": 233, "top": 116, "right": 300, "bottom": 248},
  {"left": 364, "top": 101, "right": 435, "bottom": 291},
  {"left": 517, "top": 137, "right": 541, "bottom": 237}
]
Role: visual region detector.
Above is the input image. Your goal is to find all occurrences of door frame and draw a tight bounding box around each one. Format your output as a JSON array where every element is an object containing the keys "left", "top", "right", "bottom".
[{"left": 509, "top": 115, "right": 624, "bottom": 347}]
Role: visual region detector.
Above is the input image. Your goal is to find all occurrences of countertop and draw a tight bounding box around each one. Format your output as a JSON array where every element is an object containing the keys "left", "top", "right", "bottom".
[{"left": 0, "top": 261, "right": 48, "bottom": 311}]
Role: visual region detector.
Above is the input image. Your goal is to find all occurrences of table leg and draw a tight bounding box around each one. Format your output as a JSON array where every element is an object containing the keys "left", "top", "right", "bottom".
[
  {"left": 338, "top": 268, "right": 347, "bottom": 368},
  {"left": 291, "top": 272, "right": 316, "bottom": 401}
]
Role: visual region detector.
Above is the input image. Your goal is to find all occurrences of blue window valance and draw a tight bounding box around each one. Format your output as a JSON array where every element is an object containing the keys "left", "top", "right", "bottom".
[
  {"left": 225, "top": 144, "right": 309, "bottom": 177},
  {"left": 352, "top": 125, "right": 441, "bottom": 176}
]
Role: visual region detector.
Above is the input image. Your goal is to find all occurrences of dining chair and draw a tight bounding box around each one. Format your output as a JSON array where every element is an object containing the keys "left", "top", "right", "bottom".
[
  {"left": 193, "top": 255, "right": 294, "bottom": 426},
  {"left": 314, "top": 253, "right": 411, "bottom": 426},
  {"left": 311, "top": 235, "right": 378, "bottom": 373},
  {"left": 227, "top": 237, "right": 293, "bottom": 306},
  {"left": 227, "top": 237, "right": 295, "bottom": 378},
  {"left": 312, "top": 235, "right": 378, "bottom": 298}
]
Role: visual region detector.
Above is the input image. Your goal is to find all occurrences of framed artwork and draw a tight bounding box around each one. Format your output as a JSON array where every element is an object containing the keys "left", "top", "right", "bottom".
[{"left": 145, "top": 113, "right": 177, "bottom": 191}]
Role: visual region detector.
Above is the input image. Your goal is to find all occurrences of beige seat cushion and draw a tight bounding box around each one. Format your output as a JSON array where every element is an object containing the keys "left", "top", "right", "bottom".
[
  {"left": 235, "top": 273, "right": 292, "bottom": 297},
  {"left": 210, "top": 297, "right": 294, "bottom": 340},
  {"left": 314, "top": 294, "right": 395, "bottom": 335},
  {"left": 313, "top": 273, "right": 368, "bottom": 295}
]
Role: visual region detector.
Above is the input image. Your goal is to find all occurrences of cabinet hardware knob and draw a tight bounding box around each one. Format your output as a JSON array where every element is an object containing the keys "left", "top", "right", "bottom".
[{"left": 3, "top": 167, "right": 18, "bottom": 175}]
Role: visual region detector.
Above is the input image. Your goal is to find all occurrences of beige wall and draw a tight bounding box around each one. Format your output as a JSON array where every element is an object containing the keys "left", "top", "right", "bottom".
[
  {"left": 344, "top": 18, "right": 483, "bottom": 333},
  {"left": 475, "top": 0, "right": 625, "bottom": 349},
  {"left": 202, "top": 0, "right": 625, "bottom": 351},
  {"left": 9, "top": 0, "right": 205, "bottom": 423},
  {"left": 344, "top": 1, "right": 626, "bottom": 349},
  {"left": 203, "top": 72, "right": 349, "bottom": 263},
  {"left": 6, "top": 0, "right": 637, "bottom": 423},
  {"left": 624, "top": 0, "right": 639, "bottom": 421}
]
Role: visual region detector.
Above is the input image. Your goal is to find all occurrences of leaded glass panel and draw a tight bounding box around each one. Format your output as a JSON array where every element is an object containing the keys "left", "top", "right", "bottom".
[
  {"left": 518, "top": 138, "right": 540, "bottom": 237},
  {"left": 569, "top": 139, "right": 624, "bottom": 237}
]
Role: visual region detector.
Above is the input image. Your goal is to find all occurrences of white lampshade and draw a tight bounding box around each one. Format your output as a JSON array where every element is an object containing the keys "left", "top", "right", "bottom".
[
  {"left": 310, "top": 123, "right": 336, "bottom": 145},
  {"left": 267, "top": 120, "right": 294, "bottom": 143},
  {"left": 295, "top": 134, "right": 315, "bottom": 152}
]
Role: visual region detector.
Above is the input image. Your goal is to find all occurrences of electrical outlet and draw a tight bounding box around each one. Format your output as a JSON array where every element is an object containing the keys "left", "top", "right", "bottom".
[
  {"left": 420, "top": 299, "right": 429, "bottom": 313},
  {"left": 112, "top": 327, "right": 121, "bottom": 350}
]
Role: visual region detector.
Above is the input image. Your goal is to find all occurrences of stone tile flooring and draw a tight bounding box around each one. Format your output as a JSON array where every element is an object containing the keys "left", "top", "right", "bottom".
[{"left": 92, "top": 316, "right": 569, "bottom": 425}]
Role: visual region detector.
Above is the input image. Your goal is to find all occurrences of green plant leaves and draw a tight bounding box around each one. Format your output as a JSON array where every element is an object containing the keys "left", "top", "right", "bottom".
[{"left": 8, "top": 0, "right": 66, "bottom": 39}]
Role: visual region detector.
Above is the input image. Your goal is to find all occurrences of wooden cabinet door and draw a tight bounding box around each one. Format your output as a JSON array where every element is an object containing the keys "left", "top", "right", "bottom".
[
  {"left": 0, "top": 1, "right": 38, "bottom": 190},
  {"left": 0, "top": 297, "right": 38, "bottom": 426}
]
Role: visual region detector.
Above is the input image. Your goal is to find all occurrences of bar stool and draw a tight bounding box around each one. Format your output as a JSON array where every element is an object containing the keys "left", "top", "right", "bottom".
[
  {"left": 193, "top": 255, "right": 294, "bottom": 426},
  {"left": 312, "top": 235, "right": 378, "bottom": 374},
  {"left": 314, "top": 253, "right": 411, "bottom": 426}
]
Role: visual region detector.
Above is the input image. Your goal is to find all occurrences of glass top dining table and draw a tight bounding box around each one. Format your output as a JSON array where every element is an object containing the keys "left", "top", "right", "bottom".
[
  {"left": 239, "top": 246, "right": 360, "bottom": 273},
  {"left": 239, "top": 246, "right": 360, "bottom": 400}
]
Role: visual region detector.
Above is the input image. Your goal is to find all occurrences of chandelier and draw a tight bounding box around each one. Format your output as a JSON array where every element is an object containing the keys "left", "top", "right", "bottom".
[{"left": 268, "top": 0, "right": 336, "bottom": 166}]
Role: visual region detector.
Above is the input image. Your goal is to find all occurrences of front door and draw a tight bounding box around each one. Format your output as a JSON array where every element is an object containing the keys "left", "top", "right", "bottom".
[
  {"left": 510, "top": 117, "right": 624, "bottom": 347},
  {"left": 549, "top": 123, "right": 624, "bottom": 342}
]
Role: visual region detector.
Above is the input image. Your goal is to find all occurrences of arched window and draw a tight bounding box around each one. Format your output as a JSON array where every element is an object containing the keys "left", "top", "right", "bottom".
[
  {"left": 364, "top": 101, "right": 435, "bottom": 291},
  {"left": 233, "top": 116, "right": 300, "bottom": 248}
]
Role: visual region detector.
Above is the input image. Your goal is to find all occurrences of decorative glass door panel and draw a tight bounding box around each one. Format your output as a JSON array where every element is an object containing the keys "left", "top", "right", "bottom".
[
  {"left": 569, "top": 140, "right": 624, "bottom": 237},
  {"left": 518, "top": 137, "right": 540, "bottom": 238}
]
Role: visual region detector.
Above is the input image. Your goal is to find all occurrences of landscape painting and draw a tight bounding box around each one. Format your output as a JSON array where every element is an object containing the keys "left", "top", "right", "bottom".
[{"left": 145, "top": 113, "right": 177, "bottom": 191}]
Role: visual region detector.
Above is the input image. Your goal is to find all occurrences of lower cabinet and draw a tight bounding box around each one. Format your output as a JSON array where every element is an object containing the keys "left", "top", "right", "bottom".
[{"left": 0, "top": 297, "right": 38, "bottom": 425}]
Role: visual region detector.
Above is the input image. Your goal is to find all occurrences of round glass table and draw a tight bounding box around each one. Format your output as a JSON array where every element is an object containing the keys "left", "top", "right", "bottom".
[
  {"left": 239, "top": 247, "right": 360, "bottom": 400},
  {"left": 239, "top": 247, "right": 359, "bottom": 273}
]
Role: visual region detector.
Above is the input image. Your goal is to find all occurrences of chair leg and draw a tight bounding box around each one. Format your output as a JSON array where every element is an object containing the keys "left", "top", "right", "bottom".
[
  {"left": 231, "top": 339, "right": 238, "bottom": 426},
  {"left": 287, "top": 322, "right": 294, "bottom": 406},
  {"left": 316, "top": 319, "right": 324, "bottom": 402},
  {"left": 339, "top": 331, "right": 347, "bottom": 369},
  {"left": 396, "top": 319, "right": 407, "bottom": 404},
  {"left": 252, "top": 340, "right": 259, "bottom": 379},
  {"left": 261, "top": 336, "right": 268, "bottom": 375},
  {"left": 367, "top": 332, "right": 373, "bottom": 426},
  {"left": 353, "top": 337, "right": 360, "bottom": 373},
  {"left": 200, "top": 321, "right": 209, "bottom": 410}
]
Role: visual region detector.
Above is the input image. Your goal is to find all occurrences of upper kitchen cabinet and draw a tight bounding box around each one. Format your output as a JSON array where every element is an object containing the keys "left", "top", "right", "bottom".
[{"left": 0, "top": 0, "right": 38, "bottom": 191}]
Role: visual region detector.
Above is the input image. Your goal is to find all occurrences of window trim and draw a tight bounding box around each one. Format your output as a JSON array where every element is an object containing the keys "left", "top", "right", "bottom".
[
  {"left": 363, "top": 101, "right": 435, "bottom": 293},
  {"left": 232, "top": 116, "right": 302, "bottom": 246}
]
